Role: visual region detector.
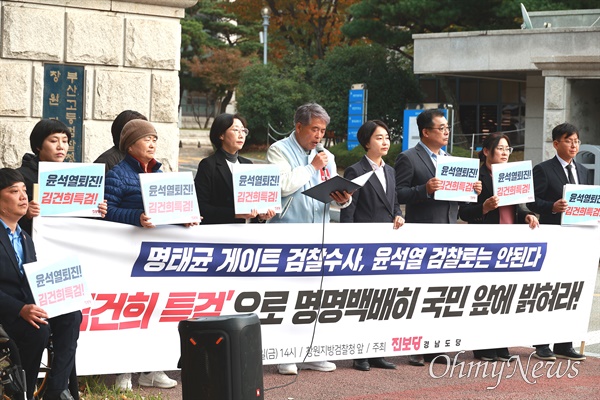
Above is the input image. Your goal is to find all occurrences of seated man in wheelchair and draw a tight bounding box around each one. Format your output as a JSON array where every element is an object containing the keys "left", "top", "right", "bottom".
[
  {"left": 0, "top": 168, "right": 81, "bottom": 400},
  {"left": 1, "top": 324, "right": 27, "bottom": 399}
]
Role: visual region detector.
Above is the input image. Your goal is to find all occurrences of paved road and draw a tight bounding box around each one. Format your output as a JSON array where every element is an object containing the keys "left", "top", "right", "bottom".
[{"left": 178, "top": 144, "right": 213, "bottom": 173}]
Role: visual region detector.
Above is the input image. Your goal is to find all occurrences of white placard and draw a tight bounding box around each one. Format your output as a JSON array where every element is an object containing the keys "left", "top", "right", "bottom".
[
  {"left": 232, "top": 164, "right": 282, "bottom": 214},
  {"left": 24, "top": 255, "right": 92, "bottom": 318},
  {"left": 561, "top": 183, "right": 600, "bottom": 225},
  {"left": 491, "top": 160, "right": 535, "bottom": 206},
  {"left": 434, "top": 156, "right": 479, "bottom": 202},
  {"left": 38, "top": 162, "right": 105, "bottom": 217},
  {"left": 139, "top": 171, "right": 201, "bottom": 225}
]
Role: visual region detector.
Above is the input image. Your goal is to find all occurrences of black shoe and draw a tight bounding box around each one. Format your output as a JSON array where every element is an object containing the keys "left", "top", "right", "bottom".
[
  {"left": 353, "top": 359, "right": 370, "bottom": 371},
  {"left": 554, "top": 347, "right": 586, "bottom": 361},
  {"left": 45, "top": 389, "right": 75, "bottom": 400},
  {"left": 533, "top": 346, "right": 556, "bottom": 361},
  {"left": 369, "top": 357, "right": 396, "bottom": 369},
  {"left": 408, "top": 355, "right": 425, "bottom": 366},
  {"left": 59, "top": 390, "right": 75, "bottom": 400},
  {"left": 496, "top": 349, "right": 515, "bottom": 362},
  {"left": 474, "top": 350, "right": 497, "bottom": 362},
  {"left": 424, "top": 353, "right": 448, "bottom": 364}
]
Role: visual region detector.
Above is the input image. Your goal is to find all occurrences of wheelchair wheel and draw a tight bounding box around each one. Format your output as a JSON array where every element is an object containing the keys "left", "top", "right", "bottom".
[{"left": 1, "top": 353, "right": 26, "bottom": 400}]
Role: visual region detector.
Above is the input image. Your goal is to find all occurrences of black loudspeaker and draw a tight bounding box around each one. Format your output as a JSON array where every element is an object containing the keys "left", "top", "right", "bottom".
[{"left": 178, "top": 313, "right": 264, "bottom": 400}]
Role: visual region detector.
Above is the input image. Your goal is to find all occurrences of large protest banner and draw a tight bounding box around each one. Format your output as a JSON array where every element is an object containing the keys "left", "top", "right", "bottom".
[{"left": 33, "top": 218, "right": 599, "bottom": 375}]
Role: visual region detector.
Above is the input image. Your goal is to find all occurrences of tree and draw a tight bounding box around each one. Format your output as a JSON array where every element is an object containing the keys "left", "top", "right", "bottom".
[
  {"left": 181, "top": 1, "right": 263, "bottom": 127},
  {"left": 185, "top": 47, "right": 253, "bottom": 127},
  {"left": 236, "top": 63, "right": 315, "bottom": 145},
  {"left": 342, "top": 0, "right": 600, "bottom": 59},
  {"left": 226, "top": 0, "right": 362, "bottom": 61},
  {"left": 192, "top": 0, "right": 262, "bottom": 56},
  {"left": 311, "top": 44, "right": 423, "bottom": 140},
  {"left": 342, "top": 0, "right": 527, "bottom": 61},
  {"left": 180, "top": 11, "right": 209, "bottom": 126}
]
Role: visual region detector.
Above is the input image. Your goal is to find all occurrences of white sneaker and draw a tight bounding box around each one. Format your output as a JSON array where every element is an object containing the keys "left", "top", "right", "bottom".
[
  {"left": 138, "top": 371, "right": 178, "bottom": 389},
  {"left": 299, "top": 361, "right": 336, "bottom": 372},
  {"left": 277, "top": 363, "right": 298, "bottom": 375},
  {"left": 115, "top": 373, "right": 132, "bottom": 390}
]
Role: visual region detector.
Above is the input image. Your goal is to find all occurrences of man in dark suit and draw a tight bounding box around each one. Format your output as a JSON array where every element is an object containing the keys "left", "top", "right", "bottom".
[
  {"left": 394, "top": 109, "right": 481, "bottom": 366},
  {"left": 395, "top": 109, "right": 482, "bottom": 223},
  {"left": 527, "top": 122, "right": 589, "bottom": 361},
  {"left": 0, "top": 168, "right": 81, "bottom": 400}
]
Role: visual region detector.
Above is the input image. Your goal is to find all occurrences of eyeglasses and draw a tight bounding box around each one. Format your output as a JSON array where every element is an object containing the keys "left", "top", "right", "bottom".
[
  {"left": 230, "top": 128, "right": 249, "bottom": 137},
  {"left": 560, "top": 139, "right": 581, "bottom": 146},
  {"left": 428, "top": 126, "right": 450, "bottom": 132},
  {"left": 496, "top": 146, "right": 514, "bottom": 154}
]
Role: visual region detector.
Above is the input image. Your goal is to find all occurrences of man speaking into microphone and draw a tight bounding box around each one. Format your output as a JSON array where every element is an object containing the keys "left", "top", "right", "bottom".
[
  {"left": 266, "top": 103, "right": 351, "bottom": 376},
  {"left": 267, "top": 102, "right": 352, "bottom": 225}
]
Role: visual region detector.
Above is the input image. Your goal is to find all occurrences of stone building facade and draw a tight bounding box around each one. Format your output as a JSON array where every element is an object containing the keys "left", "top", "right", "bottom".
[{"left": 0, "top": 0, "right": 197, "bottom": 171}]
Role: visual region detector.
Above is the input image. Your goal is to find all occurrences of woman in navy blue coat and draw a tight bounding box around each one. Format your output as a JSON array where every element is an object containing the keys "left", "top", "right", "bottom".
[
  {"left": 104, "top": 119, "right": 184, "bottom": 390},
  {"left": 105, "top": 119, "right": 163, "bottom": 228}
]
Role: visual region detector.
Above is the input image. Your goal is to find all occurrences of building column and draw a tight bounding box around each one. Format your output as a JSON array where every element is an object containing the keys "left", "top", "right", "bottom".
[{"left": 542, "top": 76, "right": 570, "bottom": 160}]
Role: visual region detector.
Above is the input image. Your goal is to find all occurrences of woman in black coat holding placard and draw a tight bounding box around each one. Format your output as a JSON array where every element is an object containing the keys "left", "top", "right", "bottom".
[
  {"left": 459, "top": 132, "right": 538, "bottom": 362},
  {"left": 194, "top": 113, "right": 275, "bottom": 224}
]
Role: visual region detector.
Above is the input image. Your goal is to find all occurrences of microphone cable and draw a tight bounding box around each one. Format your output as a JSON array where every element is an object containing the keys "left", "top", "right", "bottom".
[{"left": 265, "top": 185, "right": 330, "bottom": 391}]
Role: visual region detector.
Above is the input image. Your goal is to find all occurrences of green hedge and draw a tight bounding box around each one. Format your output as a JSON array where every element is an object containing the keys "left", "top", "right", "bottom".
[
  {"left": 329, "top": 143, "right": 482, "bottom": 170},
  {"left": 328, "top": 142, "right": 403, "bottom": 170}
]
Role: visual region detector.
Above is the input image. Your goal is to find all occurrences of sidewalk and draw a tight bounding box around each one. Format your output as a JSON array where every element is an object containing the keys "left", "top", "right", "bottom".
[
  {"left": 115, "top": 346, "right": 599, "bottom": 400},
  {"left": 260, "top": 350, "right": 600, "bottom": 400}
]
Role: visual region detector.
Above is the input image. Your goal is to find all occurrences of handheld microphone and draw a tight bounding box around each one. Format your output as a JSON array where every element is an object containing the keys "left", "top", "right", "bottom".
[{"left": 316, "top": 143, "right": 326, "bottom": 171}]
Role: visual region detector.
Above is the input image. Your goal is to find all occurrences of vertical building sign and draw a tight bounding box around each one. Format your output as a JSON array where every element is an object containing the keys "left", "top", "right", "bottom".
[
  {"left": 347, "top": 83, "right": 367, "bottom": 151},
  {"left": 43, "top": 64, "right": 84, "bottom": 162},
  {"left": 402, "top": 109, "right": 424, "bottom": 152},
  {"left": 403, "top": 107, "right": 449, "bottom": 151}
]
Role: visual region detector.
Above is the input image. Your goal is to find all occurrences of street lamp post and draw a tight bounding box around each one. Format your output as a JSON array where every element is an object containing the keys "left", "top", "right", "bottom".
[{"left": 261, "top": 7, "right": 270, "bottom": 64}]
